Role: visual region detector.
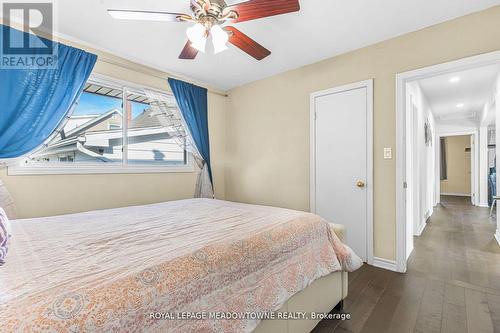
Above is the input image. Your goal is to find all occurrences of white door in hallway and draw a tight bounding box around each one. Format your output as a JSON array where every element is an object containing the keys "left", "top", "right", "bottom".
[{"left": 310, "top": 80, "right": 373, "bottom": 262}]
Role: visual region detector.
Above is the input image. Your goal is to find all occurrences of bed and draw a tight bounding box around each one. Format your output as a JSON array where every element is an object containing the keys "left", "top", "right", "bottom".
[{"left": 0, "top": 199, "right": 361, "bottom": 333}]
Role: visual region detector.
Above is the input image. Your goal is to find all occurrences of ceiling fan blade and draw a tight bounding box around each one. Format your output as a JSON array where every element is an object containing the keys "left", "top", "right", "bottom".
[
  {"left": 224, "top": 0, "right": 251, "bottom": 5},
  {"left": 226, "top": 0, "right": 300, "bottom": 23},
  {"left": 107, "top": 9, "right": 190, "bottom": 22},
  {"left": 179, "top": 41, "right": 199, "bottom": 60},
  {"left": 225, "top": 26, "right": 271, "bottom": 60}
]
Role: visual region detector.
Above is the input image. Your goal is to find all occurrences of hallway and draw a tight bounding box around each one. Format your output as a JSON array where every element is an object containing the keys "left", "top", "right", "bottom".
[{"left": 314, "top": 196, "right": 500, "bottom": 333}]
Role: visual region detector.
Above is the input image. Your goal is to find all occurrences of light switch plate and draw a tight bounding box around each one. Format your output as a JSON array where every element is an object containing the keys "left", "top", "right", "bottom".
[{"left": 384, "top": 148, "right": 392, "bottom": 160}]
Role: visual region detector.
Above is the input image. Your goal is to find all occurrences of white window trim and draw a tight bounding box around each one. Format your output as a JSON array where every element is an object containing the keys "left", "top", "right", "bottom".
[
  {"left": 8, "top": 159, "right": 195, "bottom": 175},
  {"left": 8, "top": 74, "right": 195, "bottom": 175}
]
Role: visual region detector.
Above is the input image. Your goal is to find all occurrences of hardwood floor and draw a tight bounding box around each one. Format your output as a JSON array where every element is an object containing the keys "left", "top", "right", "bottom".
[{"left": 313, "top": 195, "right": 500, "bottom": 333}]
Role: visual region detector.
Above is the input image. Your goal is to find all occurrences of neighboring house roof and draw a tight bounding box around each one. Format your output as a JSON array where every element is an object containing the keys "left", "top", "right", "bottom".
[
  {"left": 130, "top": 107, "right": 161, "bottom": 128},
  {"left": 34, "top": 107, "right": 178, "bottom": 161},
  {"left": 76, "top": 142, "right": 112, "bottom": 162},
  {"left": 64, "top": 109, "right": 121, "bottom": 139}
]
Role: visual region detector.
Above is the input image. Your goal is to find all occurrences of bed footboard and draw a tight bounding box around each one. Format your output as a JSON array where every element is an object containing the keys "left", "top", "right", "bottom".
[{"left": 253, "top": 270, "right": 346, "bottom": 333}]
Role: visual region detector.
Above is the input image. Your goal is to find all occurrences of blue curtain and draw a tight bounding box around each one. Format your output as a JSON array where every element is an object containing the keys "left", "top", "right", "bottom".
[
  {"left": 0, "top": 25, "right": 97, "bottom": 159},
  {"left": 168, "top": 78, "right": 212, "bottom": 183}
]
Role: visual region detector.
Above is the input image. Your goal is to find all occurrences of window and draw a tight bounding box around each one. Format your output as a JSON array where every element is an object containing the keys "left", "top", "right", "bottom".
[
  {"left": 26, "top": 81, "right": 124, "bottom": 165},
  {"left": 124, "top": 88, "right": 187, "bottom": 166},
  {"left": 58, "top": 155, "right": 74, "bottom": 163},
  {"left": 11, "top": 75, "right": 193, "bottom": 175}
]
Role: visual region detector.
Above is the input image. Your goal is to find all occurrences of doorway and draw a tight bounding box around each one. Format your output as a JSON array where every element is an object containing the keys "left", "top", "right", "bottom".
[
  {"left": 438, "top": 135, "right": 474, "bottom": 203},
  {"left": 396, "top": 50, "right": 500, "bottom": 273},
  {"left": 310, "top": 80, "right": 373, "bottom": 263}
]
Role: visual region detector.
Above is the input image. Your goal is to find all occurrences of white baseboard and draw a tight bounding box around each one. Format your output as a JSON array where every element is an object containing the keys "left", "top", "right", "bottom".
[
  {"left": 495, "top": 231, "right": 500, "bottom": 247},
  {"left": 372, "top": 257, "right": 398, "bottom": 272},
  {"left": 415, "top": 221, "right": 426, "bottom": 236},
  {"left": 478, "top": 203, "right": 490, "bottom": 208},
  {"left": 414, "top": 210, "right": 431, "bottom": 236},
  {"left": 441, "top": 193, "right": 471, "bottom": 197}
]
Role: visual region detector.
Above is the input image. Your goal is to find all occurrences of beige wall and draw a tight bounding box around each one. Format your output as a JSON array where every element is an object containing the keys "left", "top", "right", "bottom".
[
  {"left": 3, "top": 6, "right": 500, "bottom": 259},
  {"left": 225, "top": 6, "right": 500, "bottom": 261},
  {"left": 0, "top": 39, "right": 228, "bottom": 219},
  {"left": 441, "top": 136, "right": 472, "bottom": 195}
]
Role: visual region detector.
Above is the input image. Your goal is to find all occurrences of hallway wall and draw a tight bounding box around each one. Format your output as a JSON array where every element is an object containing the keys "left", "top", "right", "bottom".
[
  {"left": 441, "top": 135, "right": 472, "bottom": 195},
  {"left": 406, "top": 82, "right": 436, "bottom": 241},
  {"left": 479, "top": 101, "right": 496, "bottom": 207}
]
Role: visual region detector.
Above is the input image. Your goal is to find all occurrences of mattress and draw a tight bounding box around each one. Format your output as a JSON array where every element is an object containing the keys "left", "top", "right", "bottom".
[{"left": 0, "top": 199, "right": 361, "bottom": 332}]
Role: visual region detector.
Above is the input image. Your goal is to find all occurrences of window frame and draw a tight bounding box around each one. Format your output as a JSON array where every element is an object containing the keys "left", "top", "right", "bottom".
[{"left": 8, "top": 74, "right": 194, "bottom": 175}]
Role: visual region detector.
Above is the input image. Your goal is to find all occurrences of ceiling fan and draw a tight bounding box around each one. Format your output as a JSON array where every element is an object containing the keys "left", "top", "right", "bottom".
[{"left": 107, "top": 0, "right": 300, "bottom": 61}]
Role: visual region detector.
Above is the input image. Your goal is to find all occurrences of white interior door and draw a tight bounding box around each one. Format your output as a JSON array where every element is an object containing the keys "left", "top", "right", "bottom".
[{"left": 311, "top": 80, "right": 373, "bottom": 263}]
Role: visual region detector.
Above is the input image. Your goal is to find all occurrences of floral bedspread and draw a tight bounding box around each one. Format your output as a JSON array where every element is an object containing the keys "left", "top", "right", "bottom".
[{"left": 0, "top": 199, "right": 362, "bottom": 332}]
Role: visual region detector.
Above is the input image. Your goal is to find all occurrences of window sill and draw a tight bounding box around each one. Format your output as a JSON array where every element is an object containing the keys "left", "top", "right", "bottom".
[{"left": 8, "top": 164, "right": 195, "bottom": 175}]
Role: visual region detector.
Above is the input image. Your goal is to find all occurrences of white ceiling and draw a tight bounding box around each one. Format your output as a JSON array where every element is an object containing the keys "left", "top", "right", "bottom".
[
  {"left": 418, "top": 64, "right": 500, "bottom": 124},
  {"left": 47, "top": 0, "right": 500, "bottom": 90}
]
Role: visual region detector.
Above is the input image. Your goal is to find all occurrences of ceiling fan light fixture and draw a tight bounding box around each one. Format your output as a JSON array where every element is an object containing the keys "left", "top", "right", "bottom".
[
  {"left": 108, "top": 0, "right": 301, "bottom": 60},
  {"left": 211, "top": 24, "right": 229, "bottom": 54},
  {"left": 186, "top": 23, "right": 207, "bottom": 52}
]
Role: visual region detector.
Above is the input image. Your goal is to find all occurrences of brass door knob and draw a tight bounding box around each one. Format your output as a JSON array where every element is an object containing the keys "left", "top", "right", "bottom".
[{"left": 356, "top": 180, "right": 365, "bottom": 188}]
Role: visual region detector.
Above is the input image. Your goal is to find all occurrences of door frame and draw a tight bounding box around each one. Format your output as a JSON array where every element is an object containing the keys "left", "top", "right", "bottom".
[
  {"left": 310, "top": 79, "right": 374, "bottom": 265},
  {"left": 396, "top": 50, "right": 500, "bottom": 273},
  {"left": 435, "top": 131, "right": 478, "bottom": 203}
]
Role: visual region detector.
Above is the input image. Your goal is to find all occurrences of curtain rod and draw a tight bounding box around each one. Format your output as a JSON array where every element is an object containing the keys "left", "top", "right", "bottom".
[{"left": 98, "top": 56, "right": 229, "bottom": 98}]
